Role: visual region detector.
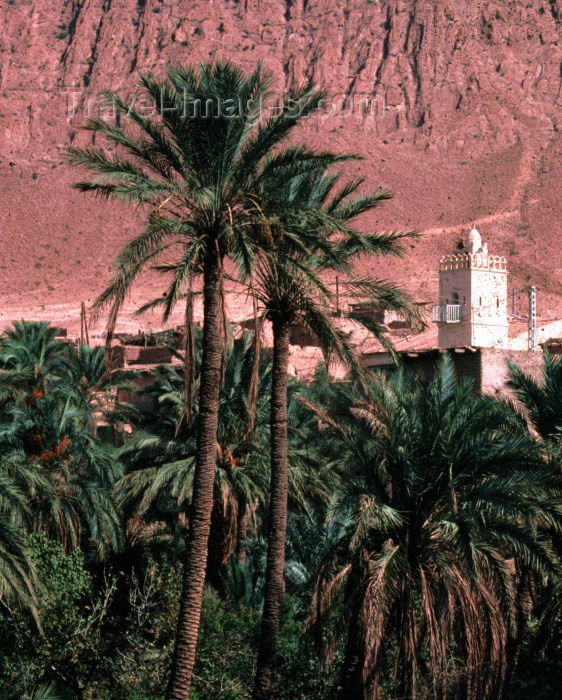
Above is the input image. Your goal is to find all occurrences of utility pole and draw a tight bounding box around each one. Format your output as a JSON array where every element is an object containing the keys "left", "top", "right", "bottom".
[
  {"left": 528, "top": 286, "right": 537, "bottom": 352},
  {"left": 80, "top": 302, "right": 90, "bottom": 347}
]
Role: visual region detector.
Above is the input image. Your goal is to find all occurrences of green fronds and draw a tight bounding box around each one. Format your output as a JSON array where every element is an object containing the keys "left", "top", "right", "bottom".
[
  {"left": 69, "top": 145, "right": 179, "bottom": 204},
  {"left": 308, "top": 357, "right": 562, "bottom": 697},
  {"left": 116, "top": 331, "right": 328, "bottom": 573},
  {"left": 0, "top": 323, "right": 122, "bottom": 563},
  {"left": 0, "top": 508, "right": 37, "bottom": 613},
  {"left": 508, "top": 353, "right": 562, "bottom": 443}
]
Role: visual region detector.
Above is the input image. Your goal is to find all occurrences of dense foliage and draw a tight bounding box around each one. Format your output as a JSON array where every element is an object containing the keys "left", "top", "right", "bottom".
[{"left": 0, "top": 320, "right": 562, "bottom": 699}]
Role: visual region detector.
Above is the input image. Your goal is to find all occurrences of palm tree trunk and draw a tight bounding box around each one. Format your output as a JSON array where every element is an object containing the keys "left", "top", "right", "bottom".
[
  {"left": 253, "top": 317, "right": 290, "bottom": 700},
  {"left": 236, "top": 495, "right": 249, "bottom": 565},
  {"left": 206, "top": 497, "right": 230, "bottom": 593},
  {"left": 340, "top": 566, "right": 366, "bottom": 699},
  {"left": 505, "top": 566, "right": 532, "bottom": 694},
  {"left": 166, "top": 249, "right": 223, "bottom": 700}
]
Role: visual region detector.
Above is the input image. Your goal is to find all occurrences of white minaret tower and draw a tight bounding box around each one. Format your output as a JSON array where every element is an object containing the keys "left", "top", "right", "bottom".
[{"left": 432, "top": 227, "right": 508, "bottom": 349}]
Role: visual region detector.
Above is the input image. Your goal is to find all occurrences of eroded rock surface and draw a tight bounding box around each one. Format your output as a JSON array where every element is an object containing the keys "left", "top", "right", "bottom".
[{"left": 0, "top": 0, "right": 560, "bottom": 328}]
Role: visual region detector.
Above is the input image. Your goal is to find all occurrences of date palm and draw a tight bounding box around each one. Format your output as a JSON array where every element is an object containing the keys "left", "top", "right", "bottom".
[
  {"left": 66, "top": 344, "right": 107, "bottom": 407},
  {"left": 250, "top": 168, "right": 419, "bottom": 698},
  {"left": 0, "top": 322, "right": 121, "bottom": 558},
  {"left": 117, "top": 332, "right": 271, "bottom": 581},
  {"left": 117, "top": 331, "right": 328, "bottom": 589},
  {"left": 507, "top": 353, "right": 562, "bottom": 445},
  {"left": 68, "top": 60, "right": 340, "bottom": 697},
  {"left": 0, "top": 395, "right": 121, "bottom": 557},
  {"left": 308, "top": 357, "right": 562, "bottom": 699},
  {"left": 2, "top": 683, "right": 73, "bottom": 700},
  {"left": 507, "top": 354, "right": 562, "bottom": 664},
  {"left": 0, "top": 322, "right": 72, "bottom": 393},
  {"left": 0, "top": 324, "right": 103, "bottom": 614},
  {"left": 0, "top": 455, "right": 38, "bottom": 613}
]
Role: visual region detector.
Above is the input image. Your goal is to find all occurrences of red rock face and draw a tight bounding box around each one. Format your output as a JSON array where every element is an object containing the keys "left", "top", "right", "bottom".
[{"left": 0, "top": 0, "right": 561, "bottom": 332}]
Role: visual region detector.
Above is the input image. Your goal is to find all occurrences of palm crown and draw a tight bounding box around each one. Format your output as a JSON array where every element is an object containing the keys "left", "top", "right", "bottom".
[
  {"left": 0, "top": 322, "right": 121, "bottom": 559},
  {"left": 308, "top": 357, "right": 562, "bottom": 699},
  {"left": 508, "top": 353, "right": 562, "bottom": 444},
  {"left": 69, "top": 62, "right": 342, "bottom": 339}
]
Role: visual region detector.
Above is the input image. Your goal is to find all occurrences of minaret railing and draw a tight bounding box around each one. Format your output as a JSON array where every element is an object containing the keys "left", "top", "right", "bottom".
[{"left": 439, "top": 253, "right": 507, "bottom": 272}]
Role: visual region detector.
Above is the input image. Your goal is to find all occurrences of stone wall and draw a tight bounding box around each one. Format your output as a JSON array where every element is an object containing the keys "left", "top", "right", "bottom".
[
  {"left": 438, "top": 266, "right": 473, "bottom": 348},
  {"left": 479, "top": 348, "right": 543, "bottom": 397},
  {"left": 111, "top": 345, "right": 173, "bottom": 368},
  {"left": 470, "top": 267, "right": 508, "bottom": 348},
  {"left": 115, "top": 371, "right": 158, "bottom": 417},
  {"left": 364, "top": 347, "right": 545, "bottom": 399},
  {"left": 399, "top": 349, "right": 483, "bottom": 391}
]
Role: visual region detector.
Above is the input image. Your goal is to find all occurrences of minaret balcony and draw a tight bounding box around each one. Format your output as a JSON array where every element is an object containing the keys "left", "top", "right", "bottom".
[{"left": 432, "top": 304, "right": 464, "bottom": 323}]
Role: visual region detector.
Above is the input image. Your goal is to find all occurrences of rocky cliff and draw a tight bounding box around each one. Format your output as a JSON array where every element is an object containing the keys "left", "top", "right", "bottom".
[{"left": 0, "top": 0, "right": 560, "bottom": 329}]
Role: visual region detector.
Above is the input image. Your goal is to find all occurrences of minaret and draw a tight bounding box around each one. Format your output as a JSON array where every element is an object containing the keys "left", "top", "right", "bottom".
[{"left": 432, "top": 227, "right": 508, "bottom": 349}]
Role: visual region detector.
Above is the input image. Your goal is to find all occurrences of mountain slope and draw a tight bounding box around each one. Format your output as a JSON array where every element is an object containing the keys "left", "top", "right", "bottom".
[{"left": 0, "top": 0, "right": 560, "bottom": 332}]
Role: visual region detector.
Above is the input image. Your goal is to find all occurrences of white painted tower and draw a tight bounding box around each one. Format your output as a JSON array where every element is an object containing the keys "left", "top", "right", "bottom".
[{"left": 432, "top": 227, "right": 508, "bottom": 349}]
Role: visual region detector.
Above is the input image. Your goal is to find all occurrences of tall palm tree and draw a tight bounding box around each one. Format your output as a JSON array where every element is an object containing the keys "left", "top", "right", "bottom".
[
  {"left": 68, "top": 61, "right": 339, "bottom": 697},
  {"left": 307, "top": 357, "right": 562, "bottom": 699},
  {"left": 117, "top": 331, "right": 329, "bottom": 589},
  {"left": 251, "top": 169, "right": 418, "bottom": 698}
]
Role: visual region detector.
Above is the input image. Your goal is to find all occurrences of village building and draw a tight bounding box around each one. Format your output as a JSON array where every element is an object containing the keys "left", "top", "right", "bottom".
[
  {"left": 362, "top": 227, "right": 550, "bottom": 396},
  {"left": 89, "top": 226, "right": 560, "bottom": 417}
]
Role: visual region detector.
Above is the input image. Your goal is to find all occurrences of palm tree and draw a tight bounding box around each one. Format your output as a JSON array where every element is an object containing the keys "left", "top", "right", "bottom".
[
  {"left": 0, "top": 323, "right": 122, "bottom": 558},
  {"left": 507, "top": 353, "right": 562, "bottom": 669},
  {"left": 66, "top": 344, "right": 106, "bottom": 405},
  {"left": 507, "top": 353, "right": 562, "bottom": 445},
  {"left": 117, "top": 331, "right": 329, "bottom": 590},
  {"left": 68, "top": 60, "right": 341, "bottom": 698},
  {"left": 0, "top": 455, "right": 38, "bottom": 613},
  {"left": 251, "top": 168, "right": 418, "bottom": 698},
  {"left": 0, "top": 397, "right": 121, "bottom": 557},
  {"left": 307, "top": 357, "right": 562, "bottom": 699},
  {"left": 0, "top": 321, "right": 72, "bottom": 395},
  {"left": 117, "top": 332, "right": 270, "bottom": 585},
  {"left": 2, "top": 683, "right": 73, "bottom": 700}
]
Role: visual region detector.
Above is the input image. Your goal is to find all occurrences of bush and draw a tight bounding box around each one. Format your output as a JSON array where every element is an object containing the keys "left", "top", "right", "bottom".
[
  {"left": 0, "top": 535, "right": 179, "bottom": 698},
  {"left": 0, "top": 534, "right": 92, "bottom": 694}
]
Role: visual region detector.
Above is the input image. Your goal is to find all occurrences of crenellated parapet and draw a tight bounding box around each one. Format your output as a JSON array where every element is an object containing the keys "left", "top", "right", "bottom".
[{"left": 439, "top": 252, "right": 507, "bottom": 272}]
